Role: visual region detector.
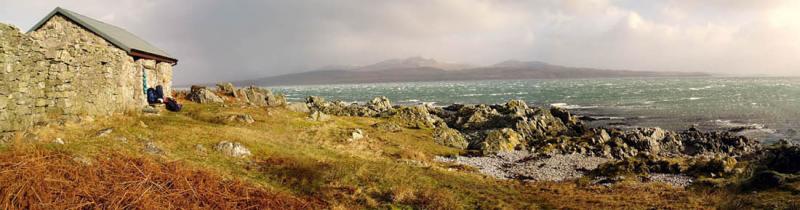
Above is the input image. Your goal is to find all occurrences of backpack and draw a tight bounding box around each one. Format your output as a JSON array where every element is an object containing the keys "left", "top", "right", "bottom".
[
  {"left": 146, "top": 88, "right": 158, "bottom": 104},
  {"left": 165, "top": 98, "right": 182, "bottom": 112}
]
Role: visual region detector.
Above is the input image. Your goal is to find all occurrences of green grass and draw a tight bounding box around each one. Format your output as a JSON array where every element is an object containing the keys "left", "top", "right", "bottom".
[{"left": 13, "top": 102, "right": 735, "bottom": 209}]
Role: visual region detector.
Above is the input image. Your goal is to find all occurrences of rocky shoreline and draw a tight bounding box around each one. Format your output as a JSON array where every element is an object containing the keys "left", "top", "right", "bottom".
[{"left": 185, "top": 83, "right": 800, "bottom": 190}]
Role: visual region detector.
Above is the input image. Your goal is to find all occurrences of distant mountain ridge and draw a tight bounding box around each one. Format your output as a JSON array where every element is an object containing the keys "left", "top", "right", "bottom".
[{"left": 236, "top": 57, "right": 710, "bottom": 86}]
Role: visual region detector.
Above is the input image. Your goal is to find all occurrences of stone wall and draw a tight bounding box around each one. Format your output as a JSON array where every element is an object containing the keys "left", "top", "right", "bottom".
[{"left": 0, "top": 15, "right": 173, "bottom": 133}]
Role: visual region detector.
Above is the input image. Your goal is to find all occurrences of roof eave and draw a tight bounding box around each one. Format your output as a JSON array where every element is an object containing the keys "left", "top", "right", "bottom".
[{"left": 130, "top": 49, "right": 178, "bottom": 65}]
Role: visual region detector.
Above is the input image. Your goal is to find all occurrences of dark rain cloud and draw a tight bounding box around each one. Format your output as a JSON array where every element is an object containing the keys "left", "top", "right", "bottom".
[{"left": 1, "top": 0, "right": 799, "bottom": 84}]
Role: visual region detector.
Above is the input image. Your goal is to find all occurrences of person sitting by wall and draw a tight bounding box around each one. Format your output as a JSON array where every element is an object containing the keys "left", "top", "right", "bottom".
[
  {"left": 146, "top": 88, "right": 158, "bottom": 104},
  {"left": 147, "top": 85, "right": 166, "bottom": 104}
]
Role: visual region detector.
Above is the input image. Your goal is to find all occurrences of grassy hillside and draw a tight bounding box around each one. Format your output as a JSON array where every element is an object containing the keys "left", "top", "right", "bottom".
[{"left": 0, "top": 102, "right": 771, "bottom": 209}]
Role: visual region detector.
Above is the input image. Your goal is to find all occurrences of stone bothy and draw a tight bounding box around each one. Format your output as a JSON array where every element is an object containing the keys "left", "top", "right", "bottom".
[{"left": 0, "top": 7, "right": 178, "bottom": 133}]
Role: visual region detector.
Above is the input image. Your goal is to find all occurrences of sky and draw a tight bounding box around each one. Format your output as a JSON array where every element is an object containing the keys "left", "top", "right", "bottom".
[{"left": 1, "top": 0, "right": 799, "bottom": 84}]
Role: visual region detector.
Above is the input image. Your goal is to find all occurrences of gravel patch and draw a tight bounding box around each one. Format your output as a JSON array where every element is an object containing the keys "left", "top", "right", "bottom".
[
  {"left": 648, "top": 173, "right": 694, "bottom": 187},
  {"left": 507, "top": 154, "right": 611, "bottom": 181},
  {"left": 435, "top": 152, "right": 611, "bottom": 182}
]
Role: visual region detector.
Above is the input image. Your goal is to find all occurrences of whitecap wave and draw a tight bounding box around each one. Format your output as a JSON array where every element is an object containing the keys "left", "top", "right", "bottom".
[
  {"left": 550, "top": 103, "right": 598, "bottom": 109},
  {"left": 712, "top": 120, "right": 776, "bottom": 134},
  {"left": 461, "top": 93, "right": 484, "bottom": 97}
]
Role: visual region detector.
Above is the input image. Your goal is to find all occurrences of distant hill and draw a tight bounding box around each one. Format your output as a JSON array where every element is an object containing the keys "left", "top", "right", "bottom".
[{"left": 236, "top": 57, "right": 710, "bottom": 86}]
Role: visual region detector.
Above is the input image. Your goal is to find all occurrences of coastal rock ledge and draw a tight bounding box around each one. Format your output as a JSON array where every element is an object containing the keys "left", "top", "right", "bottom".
[{"left": 302, "top": 96, "right": 770, "bottom": 186}]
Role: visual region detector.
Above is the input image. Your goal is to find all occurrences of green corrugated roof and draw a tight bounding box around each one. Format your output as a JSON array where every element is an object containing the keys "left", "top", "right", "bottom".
[{"left": 28, "top": 7, "right": 177, "bottom": 63}]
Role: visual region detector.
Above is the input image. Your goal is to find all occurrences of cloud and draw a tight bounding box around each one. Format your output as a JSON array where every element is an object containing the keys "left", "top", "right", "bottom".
[{"left": 0, "top": 0, "right": 798, "bottom": 84}]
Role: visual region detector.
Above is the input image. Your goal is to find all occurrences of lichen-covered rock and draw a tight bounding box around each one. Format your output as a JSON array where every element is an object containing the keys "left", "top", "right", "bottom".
[
  {"left": 505, "top": 99, "right": 529, "bottom": 116},
  {"left": 220, "top": 113, "right": 255, "bottom": 124},
  {"left": 367, "top": 96, "right": 393, "bottom": 113},
  {"left": 478, "top": 128, "right": 523, "bottom": 155},
  {"left": 433, "top": 125, "right": 468, "bottom": 149},
  {"left": 188, "top": 86, "right": 224, "bottom": 104},
  {"left": 454, "top": 105, "right": 502, "bottom": 130},
  {"left": 390, "top": 105, "right": 438, "bottom": 129},
  {"left": 214, "top": 141, "right": 252, "bottom": 158},
  {"left": 372, "top": 122, "right": 403, "bottom": 132}
]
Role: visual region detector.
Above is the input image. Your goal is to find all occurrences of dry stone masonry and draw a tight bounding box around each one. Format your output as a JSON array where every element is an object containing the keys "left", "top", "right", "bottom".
[{"left": 1, "top": 12, "right": 175, "bottom": 133}]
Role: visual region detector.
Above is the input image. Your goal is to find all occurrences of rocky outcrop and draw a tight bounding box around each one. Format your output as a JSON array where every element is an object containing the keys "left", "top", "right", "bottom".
[
  {"left": 304, "top": 96, "right": 393, "bottom": 117},
  {"left": 188, "top": 86, "right": 224, "bottom": 104},
  {"left": 390, "top": 105, "right": 440, "bottom": 129},
  {"left": 679, "top": 128, "right": 761, "bottom": 156},
  {"left": 205, "top": 83, "right": 287, "bottom": 107}
]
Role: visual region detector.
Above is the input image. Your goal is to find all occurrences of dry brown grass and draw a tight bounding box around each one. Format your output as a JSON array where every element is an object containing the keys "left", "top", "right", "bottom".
[
  {"left": 2, "top": 101, "right": 766, "bottom": 209},
  {"left": 524, "top": 181, "right": 722, "bottom": 209},
  {"left": 0, "top": 146, "right": 322, "bottom": 210}
]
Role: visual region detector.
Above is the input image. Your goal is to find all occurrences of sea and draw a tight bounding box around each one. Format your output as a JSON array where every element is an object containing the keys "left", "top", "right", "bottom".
[{"left": 268, "top": 77, "right": 800, "bottom": 144}]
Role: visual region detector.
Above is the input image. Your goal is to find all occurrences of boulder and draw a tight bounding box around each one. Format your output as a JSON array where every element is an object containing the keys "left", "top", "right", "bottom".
[
  {"left": 625, "top": 127, "right": 665, "bottom": 155},
  {"left": 96, "top": 128, "right": 113, "bottom": 137},
  {"left": 762, "top": 145, "right": 800, "bottom": 174},
  {"left": 241, "top": 87, "right": 266, "bottom": 106},
  {"left": 286, "top": 102, "right": 310, "bottom": 113},
  {"left": 680, "top": 129, "right": 760, "bottom": 156},
  {"left": 478, "top": 128, "right": 523, "bottom": 155},
  {"left": 454, "top": 105, "right": 502, "bottom": 130},
  {"left": 433, "top": 125, "right": 468, "bottom": 149},
  {"left": 505, "top": 99, "right": 529, "bottom": 116},
  {"left": 143, "top": 142, "right": 164, "bottom": 155},
  {"left": 188, "top": 86, "right": 224, "bottom": 104},
  {"left": 216, "top": 82, "right": 237, "bottom": 97},
  {"left": 306, "top": 96, "right": 326, "bottom": 108},
  {"left": 688, "top": 156, "right": 738, "bottom": 177},
  {"left": 550, "top": 106, "right": 577, "bottom": 125},
  {"left": 142, "top": 106, "right": 160, "bottom": 114},
  {"left": 514, "top": 113, "right": 568, "bottom": 141},
  {"left": 391, "top": 105, "right": 438, "bottom": 129},
  {"left": 367, "top": 96, "right": 393, "bottom": 113},
  {"left": 742, "top": 170, "right": 789, "bottom": 191},
  {"left": 347, "top": 129, "right": 365, "bottom": 142},
  {"left": 214, "top": 141, "right": 252, "bottom": 158},
  {"left": 308, "top": 110, "right": 331, "bottom": 122}
]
